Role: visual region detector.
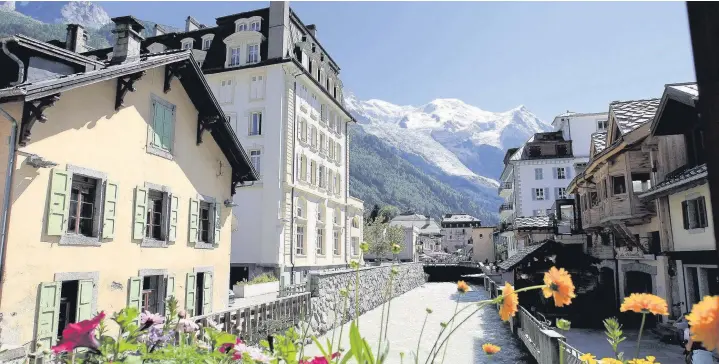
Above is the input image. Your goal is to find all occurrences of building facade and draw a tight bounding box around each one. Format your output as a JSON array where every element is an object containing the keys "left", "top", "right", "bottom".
[
  {"left": 83, "top": 2, "right": 364, "bottom": 283},
  {"left": 0, "top": 17, "right": 257, "bottom": 349},
  {"left": 471, "top": 226, "right": 495, "bottom": 263},
  {"left": 390, "top": 212, "right": 442, "bottom": 253},
  {"left": 440, "top": 214, "right": 481, "bottom": 253}
]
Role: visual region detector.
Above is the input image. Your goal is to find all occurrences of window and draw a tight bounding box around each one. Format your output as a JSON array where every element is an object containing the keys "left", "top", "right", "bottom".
[
  {"left": 557, "top": 187, "right": 567, "bottom": 199},
  {"left": 319, "top": 166, "right": 326, "bottom": 188},
  {"left": 336, "top": 118, "right": 342, "bottom": 134},
  {"left": 320, "top": 133, "right": 326, "bottom": 154},
  {"left": 311, "top": 94, "right": 318, "bottom": 112},
  {"left": 220, "top": 79, "right": 233, "bottom": 103},
  {"left": 310, "top": 126, "right": 318, "bottom": 148},
  {"left": 300, "top": 156, "right": 308, "bottom": 182},
  {"left": 533, "top": 188, "right": 545, "bottom": 200},
  {"left": 236, "top": 23, "right": 247, "bottom": 32},
  {"left": 146, "top": 190, "right": 164, "bottom": 240},
  {"left": 682, "top": 196, "right": 708, "bottom": 229},
  {"left": 317, "top": 206, "right": 324, "bottom": 222},
  {"left": 334, "top": 174, "right": 340, "bottom": 195},
  {"left": 249, "top": 112, "right": 262, "bottom": 135},
  {"left": 310, "top": 160, "right": 317, "bottom": 185},
  {"left": 327, "top": 170, "right": 333, "bottom": 192},
  {"left": 598, "top": 120, "right": 607, "bottom": 131},
  {"left": 329, "top": 111, "right": 336, "bottom": 131},
  {"left": 556, "top": 167, "right": 566, "bottom": 180},
  {"left": 336, "top": 143, "right": 341, "bottom": 163},
  {"left": 250, "top": 75, "right": 264, "bottom": 99},
  {"left": 202, "top": 38, "right": 212, "bottom": 50},
  {"left": 250, "top": 20, "right": 261, "bottom": 31},
  {"left": 590, "top": 191, "right": 599, "bottom": 207},
  {"left": 182, "top": 40, "right": 193, "bottom": 50},
  {"left": 333, "top": 208, "right": 340, "bottom": 225},
  {"left": 351, "top": 237, "right": 359, "bottom": 255},
  {"left": 316, "top": 229, "right": 324, "bottom": 255},
  {"left": 528, "top": 145, "right": 542, "bottom": 157},
  {"left": 535, "top": 168, "right": 543, "bottom": 180},
  {"left": 68, "top": 175, "right": 98, "bottom": 236},
  {"left": 352, "top": 217, "right": 359, "bottom": 228},
  {"left": 250, "top": 150, "right": 261, "bottom": 176},
  {"left": 556, "top": 144, "right": 569, "bottom": 156},
  {"left": 328, "top": 139, "right": 335, "bottom": 160},
  {"left": 298, "top": 118, "right": 307, "bottom": 141},
  {"left": 296, "top": 226, "right": 305, "bottom": 254},
  {"left": 150, "top": 98, "right": 175, "bottom": 153},
  {"left": 534, "top": 209, "right": 545, "bottom": 216},
  {"left": 631, "top": 173, "right": 652, "bottom": 193},
  {"left": 612, "top": 175, "right": 627, "bottom": 195},
  {"left": 199, "top": 201, "right": 211, "bottom": 243},
  {"left": 229, "top": 47, "right": 241, "bottom": 67},
  {"left": 247, "top": 44, "right": 259, "bottom": 64},
  {"left": 141, "top": 275, "right": 162, "bottom": 313},
  {"left": 321, "top": 104, "right": 328, "bottom": 123},
  {"left": 333, "top": 231, "right": 340, "bottom": 255}
]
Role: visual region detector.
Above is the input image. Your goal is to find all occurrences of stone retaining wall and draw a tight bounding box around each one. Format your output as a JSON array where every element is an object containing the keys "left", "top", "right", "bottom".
[{"left": 308, "top": 263, "right": 426, "bottom": 334}]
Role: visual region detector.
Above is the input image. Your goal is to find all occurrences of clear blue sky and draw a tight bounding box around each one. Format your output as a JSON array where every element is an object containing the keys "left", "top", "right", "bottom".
[{"left": 101, "top": 1, "right": 696, "bottom": 122}]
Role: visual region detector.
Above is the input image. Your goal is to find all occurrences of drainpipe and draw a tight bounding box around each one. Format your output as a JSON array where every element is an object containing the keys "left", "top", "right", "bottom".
[
  {"left": 0, "top": 106, "right": 20, "bottom": 304},
  {"left": 2, "top": 37, "right": 24, "bottom": 85},
  {"left": 288, "top": 69, "right": 302, "bottom": 284}
]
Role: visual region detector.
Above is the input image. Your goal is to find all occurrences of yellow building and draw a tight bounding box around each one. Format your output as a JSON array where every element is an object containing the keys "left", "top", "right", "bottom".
[{"left": 0, "top": 17, "right": 257, "bottom": 350}]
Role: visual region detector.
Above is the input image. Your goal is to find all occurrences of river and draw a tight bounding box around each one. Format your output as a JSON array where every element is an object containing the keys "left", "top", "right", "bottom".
[{"left": 305, "top": 282, "right": 535, "bottom": 363}]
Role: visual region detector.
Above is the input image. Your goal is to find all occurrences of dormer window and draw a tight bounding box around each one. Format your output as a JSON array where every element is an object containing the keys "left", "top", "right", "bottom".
[
  {"left": 250, "top": 20, "right": 261, "bottom": 32},
  {"left": 247, "top": 44, "right": 259, "bottom": 64},
  {"left": 201, "top": 35, "right": 214, "bottom": 50},
  {"left": 181, "top": 39, "right": 194, "bottom": 50},
  {"left": 597, "top": 120, "right": 607, "bottom": 131},
  {"left": 237, "top": 23, "right": 247, "bottom": 32}
]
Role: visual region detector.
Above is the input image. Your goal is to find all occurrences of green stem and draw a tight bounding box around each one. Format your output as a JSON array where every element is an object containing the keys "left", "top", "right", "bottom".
[
  {"left": 635, "top": 313, "right": 646, "bottom": 360},
  {"left": 334, "top": 294, "right": 349, "bottom": 363},
  {"left": 298, "top": 311, "right": 311, "bottom": 361},
  {"left": 355, "top": 267, "right": 360, "bottom": 329},
  {"left": 430, "top": 302, "right": 491, "bottom": 364},
  {"left": 424, "top": 299, "right": 495, "bottom": 364},
  {"left": 376, "top": 280, "right": 390, "bottom": 360},
  {"left": 383, "top": 276, "right": 394, "bottom": 342},
  {"left": 440, "top": 298, "right": 460, "bottom": 364},
  {"left": 330, "top": 294, "right": 339, "bottom": 354},
  {"left": 415, "top": 313, "right": 429, "bottom": 362},
  {"left": 513, "top": 284, "right": 547, "bottom": 294}
]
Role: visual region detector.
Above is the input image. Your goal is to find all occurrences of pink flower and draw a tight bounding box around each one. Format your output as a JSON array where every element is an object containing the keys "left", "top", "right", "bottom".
[
  {"left": 139, "top": 311, "right": 165, "bottom": 330},
  {"left": 300, "top": 352, "right": 341, "bottom": 364},
  {"left": 51, "top": 312, "right": 105, "bottom": 354},
  {"left": 219, "top": 338, "right": 243, "bottom": 354}
]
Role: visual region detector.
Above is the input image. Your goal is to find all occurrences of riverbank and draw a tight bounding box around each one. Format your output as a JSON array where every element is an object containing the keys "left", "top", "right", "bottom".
[{"left": 305, "top": 282, "right": 534, "bottom": 363}]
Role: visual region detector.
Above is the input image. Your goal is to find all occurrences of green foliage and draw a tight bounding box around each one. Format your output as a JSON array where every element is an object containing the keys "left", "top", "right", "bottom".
[
  {"left": 236, "top": 273, "right": 278, "bottom": 286},
  {"left": 348, "top": 127, "right": 500, "bottom": 224},
  {"left": 603, "top": 317, "right": 626, "bottom": 361},
  {"left": 363, "top": 221, "right": 405, "bottom": 258}
]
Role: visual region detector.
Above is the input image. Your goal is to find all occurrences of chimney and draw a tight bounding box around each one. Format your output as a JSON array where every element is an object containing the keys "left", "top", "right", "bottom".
[
  {"left": 110, "top": 16, "right": 145, "bottom": 64},
  {"left": 268, "top": 1, "right": 290, "bottom": 59},
  {"left": 65, "top": 24, "right": 86, "bottom": 53},
  {"left": 154, "top": 24, "right": 165, "bottom": 36},
  {"left": 185, "top": 16, "right": 200, "bottom": 32},
  {"left": 306, "top": 24, "right": 317, "bottom": 38}
]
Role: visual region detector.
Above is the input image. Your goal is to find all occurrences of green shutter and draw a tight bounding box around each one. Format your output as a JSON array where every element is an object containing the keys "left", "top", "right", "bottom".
[
  {"left": 35, "top": 282, "right": 61, "bottom": 349},
  {"left": 102, "top": 181, "right": 119, "bottom": 239},
  {"left": 212, "top": 203, "right": 221, "bottom": 245},
  {"left": 189, "top": 198, "right": 199, "bottom": 244},
  {"left": 152, "top": 101, "right": 163, "bottom": 148},
  {"left": 168, "top": 194, "right": 179, "bottom": 242},
  {"left": 202, "top": 272, "right": 213, "bottom": 315},
  {"left": 75, "top": 279, "right": 93, "bottom": 322},
  {"left": 47, "top": 168, "right": 72, "bottom": 236},
  {"left": 133, "top": 187, "right": 148, "bottom": 240},
  {"left": 161, "top": 104, "right": 174, "bottom": 151},
  {"left": 127, "top": 277, "right": 142, "bottom": 311},
  {"left": 185, "top": 273, "right": 196, "bottom": 317},
  {"left": 166, "top": 275, "right": 175, "bottom": 300}
]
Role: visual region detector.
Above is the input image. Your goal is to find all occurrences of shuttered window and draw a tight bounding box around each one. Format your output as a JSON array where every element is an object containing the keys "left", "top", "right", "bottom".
[
  {"left": 682, "top": 196, "right": 708, "bottom": 229},
  {"left": 150, "top": 98, "right": 175, "bottom": 153}
]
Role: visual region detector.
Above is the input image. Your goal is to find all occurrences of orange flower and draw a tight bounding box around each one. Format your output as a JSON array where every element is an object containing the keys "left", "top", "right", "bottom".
[
  {"left": 628, "top": 356, "right": 659, "bottom": 364},
  {"left": 481, "top": 343, "right": 501, "bottom": 355},
  {"left": 457, "top": 280, "right": 470, "bottom": 294},
  {"left": 499, "top": 283, "right": 518, "bottom": 321},
  {"left": 620, "top": 293, "right": 668, "bottom": 316},
  {"left": 686, "top": 295, "right": 719, "bottom": 352},
  {"left": 579, "top": 353, "right": 597, "bottom": 364},
  {"left": 542, "top": 267, "right": 576, "bottom": 307},
  {"left": 601, "top": 358, "right": 623, "bottom": 364}
]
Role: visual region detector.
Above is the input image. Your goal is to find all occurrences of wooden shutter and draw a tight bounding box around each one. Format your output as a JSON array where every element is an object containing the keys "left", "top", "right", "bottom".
[
  {"left": 102, "top": 181, "right": 118, "bottom": 239},
  {"left": 151, "top": 100, "right": 163, "bottom": 148},
  {"left": 76, "top": 279, "right": 93, "bottom": 322},
  {"left": 698, "top": 196, "right": 708, "bottom": 228},
  {"left": 532, "top": 188, "right": 537, "bottom": 201},
  {"left": 165, "top": 275, "right": 175, "bottom": 300},
  {"left": 682, "top": 201, "right": 689, "bottom": 229},
  {"left": 35, "top": 282, "right": 61, "bottom": 349},
  {"left": 544, "top": 187, "right": 550, "bottom": 200},
  {"left": 47, "top": 168, "right": 72, "bottom": 236},
  {"left": 189, "top": 198, "right": 199, "bottom": 243},
  {"left": 133, "top": 187, "right": 148, "bottom": 240},
  {"left": 566, "top": 167, "right": 572, "bottom": 180},
  {"left": 185, "top": 273, "right": 196, "bottom": 317},
  {"left": 243, "top": 116, "right": 250, "bottom": 135},
  {"left": 202, "top": 272, "right": 213, "bottom": 315},
  {"left": 161, "top": 104, "right": 175, "bottom": 151},
  {"left": 212, "top": 203, "right": 221, "bottom": 245},
  {"left": 553, "top": 168, "right": 558, "bottom": 179},
  {"left": 168, "top": 194, "right": 179, "bottom": 242},
  {"left": 127, "top": 277, "right": 142, "bottom": 311}
]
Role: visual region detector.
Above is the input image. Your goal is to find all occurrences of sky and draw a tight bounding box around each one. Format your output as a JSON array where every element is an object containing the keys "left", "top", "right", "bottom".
[{"left": 101, "top": 1, "right": 696, "bottom": 122}]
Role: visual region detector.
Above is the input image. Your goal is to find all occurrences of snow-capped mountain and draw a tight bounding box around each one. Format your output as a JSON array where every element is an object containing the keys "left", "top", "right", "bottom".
[
  {"left": 2, "top": 1, "right": 110, "bottom": 29},
  {"left": 345, "top": 94, "right": 552, "bottom": 184}
]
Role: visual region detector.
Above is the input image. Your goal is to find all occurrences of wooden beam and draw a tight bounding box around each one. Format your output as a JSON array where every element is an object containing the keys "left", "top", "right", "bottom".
[
  {"left": 164, "top": 63, "right": 186, "bottom": 93},
  {"left": 196, "top": 115, "right": 218, "bottom": 145},
  {"left": 19, "top": 94, "right": 61, "bottom": 147},
  {"left": 115, "top": 71, "right": 145, "bottom": 111},
  {"left": 686, "top": 2, "right": 719, "bottom": 262}
]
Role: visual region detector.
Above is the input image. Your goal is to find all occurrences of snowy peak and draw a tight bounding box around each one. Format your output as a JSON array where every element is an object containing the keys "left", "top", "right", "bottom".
[{"left": 4, "top": 1, "right": 111, "bottom": 29}]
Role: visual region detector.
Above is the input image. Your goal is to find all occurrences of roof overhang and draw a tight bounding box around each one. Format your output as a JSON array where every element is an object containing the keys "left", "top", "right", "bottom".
[{"left": 651, "top": 83, "right": 699, "bottom": 137}]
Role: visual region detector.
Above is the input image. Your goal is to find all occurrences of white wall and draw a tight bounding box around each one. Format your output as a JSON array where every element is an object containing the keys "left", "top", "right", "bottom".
[
  {"left": 515, "top": 159, "right": 576, "bottom": 217},
  {"left": 554, "top": 113, "right": 608, "bottom": 158},
  {"left": 669, "top": 184, "right": 715, "bottom": 251}
]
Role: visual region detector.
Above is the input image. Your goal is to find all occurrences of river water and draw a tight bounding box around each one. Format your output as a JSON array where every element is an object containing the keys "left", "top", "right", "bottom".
[{"left": 305, "top": 282, "right": 535, "bottom": 363}]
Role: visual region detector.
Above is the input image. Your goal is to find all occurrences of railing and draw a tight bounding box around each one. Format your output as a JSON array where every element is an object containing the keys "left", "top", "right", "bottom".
[
  {"left": 191, "top": 292, "right": 311, "bottom": 344},
  {"left": 498, "top": 182, "right": 513, "bottom": 194},
  {"left": 499, "top": 203, "right": 514, "bottom": 212},
  {"left": 279, "top": 282, "right": 308, "bottom": 297},
  {"left": 559, "top": 341, "right": 586, "bottom": 364}
]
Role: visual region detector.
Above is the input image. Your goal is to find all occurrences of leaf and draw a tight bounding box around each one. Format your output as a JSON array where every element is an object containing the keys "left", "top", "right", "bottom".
[
  {"left": 362, "top": 339, "right": 376, "bottom": 364},
  {"left": 259, "top": 340, "right": 270, "bottom": 349},
  {"left": 123, "top": 354, "right": 144, "bottom": 364},
  {"left": 113, "top": 307, "right": 139, "bottom": 328},
  {"left": 312, "top": 336, "right": 329, "bottom": 358},
  {"left": 117, "top": 338, "right": 141, "bottom": 353},
  {"left": 338, "top": 350, "right": 355, "bottom": 364}
]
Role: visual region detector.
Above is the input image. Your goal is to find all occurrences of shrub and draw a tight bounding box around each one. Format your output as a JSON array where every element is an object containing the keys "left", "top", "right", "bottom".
[{"left": 235, "top": 273, "right": 278, "bottom": 286}]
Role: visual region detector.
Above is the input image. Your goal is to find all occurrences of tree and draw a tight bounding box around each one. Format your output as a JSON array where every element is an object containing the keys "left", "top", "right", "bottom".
[
  {"left": 364, "top": 221, "right": 405, "bottom": 259},
  {"left": 377, "top": 205, "right": 399, "bottom": 223},
  {"left": 369, "top": 204, "right": 380, "bottom": 223}
]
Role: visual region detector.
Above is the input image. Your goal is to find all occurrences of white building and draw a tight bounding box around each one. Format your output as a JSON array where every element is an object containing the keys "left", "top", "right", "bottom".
[
  {"left": 498, "top": 111, "right": 606, "bottom": 258},
  {"left": 100, "top": 2, "right": 366, "bottom": 284},
  {"left": 390, "top": 212, "right": 442, "bottom": 253},
  {"left": 440, "top": 214, "right": 481, "bottom": 253}
]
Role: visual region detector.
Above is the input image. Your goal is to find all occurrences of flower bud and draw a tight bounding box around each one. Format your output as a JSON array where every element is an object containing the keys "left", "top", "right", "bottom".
[
  {"left": 360, "top": 242, "right": 369, "bottom": 253},
  {"left": 391, "top": 243, "right": 401, "bottom": 254},
  {"left": 426, "top": 308, "right": 433, "bottom": 314}
]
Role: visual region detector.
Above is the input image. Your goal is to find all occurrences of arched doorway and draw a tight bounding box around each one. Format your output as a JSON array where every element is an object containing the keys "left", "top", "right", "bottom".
[
  {"left": 600, "top": 267, "right": 618, "bottom": 318},
  {"left": 624, "top": 270, "right": 656, "bottom": 327}
]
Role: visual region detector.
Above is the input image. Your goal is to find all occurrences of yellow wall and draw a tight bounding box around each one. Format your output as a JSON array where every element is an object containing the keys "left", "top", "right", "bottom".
[
  {"left": 0, "top": 66, "right": 233, "bottom": 346},
  {"left": 471, "top": 227, "right": 494, "bottom": 262},
  {"left": 669, "top": 184, "right": 714, "bottom": 251}
]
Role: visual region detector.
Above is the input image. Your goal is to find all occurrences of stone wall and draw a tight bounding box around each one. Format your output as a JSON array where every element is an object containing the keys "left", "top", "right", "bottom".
[{"left": 308, "top": 263, "right": 426, "bottom": 334}]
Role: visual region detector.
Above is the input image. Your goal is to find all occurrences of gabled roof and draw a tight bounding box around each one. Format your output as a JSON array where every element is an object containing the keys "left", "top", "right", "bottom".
[
  {"left": 638, "top": 163, "right": 707, "bottom": 200},
  {"left": 591, "top": 132, "right": 607, "bottom": 154},
  {"left": 610, "top": 99, "right": 660, "bottom": 135},
  {"left": 498, "top": 240, "right": 550, "bottom": 271},
  {"left": 651, "top": 82, "right": 699, "bottom": 137},
  {"left": 5, "top": 34, "right": 106, "bottom": 69},
  {"left": 514, "top": 216, "right": 553, "bottom": 230},
  {"left": 0, "top": 48, "right": 257, "bottom": 184}
]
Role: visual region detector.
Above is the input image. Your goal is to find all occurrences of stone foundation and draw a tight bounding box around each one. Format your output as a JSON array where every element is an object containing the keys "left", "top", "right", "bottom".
[{"left": 307, "top": 263, "right": 426, "bottom": 335}]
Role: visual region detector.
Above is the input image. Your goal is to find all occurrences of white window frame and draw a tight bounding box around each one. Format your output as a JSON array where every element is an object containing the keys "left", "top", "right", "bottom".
[
  {"left": 249, "top": 111, "right": 262, "bottom": 136},
  {"left": 333, "top": 230, "right": 340, "bottom": 255},
  {"left": 219, "top": 79, "right": 234, "bottom": 104},
  {"left": 236, "top": 22, "right": 248, "bottom": 32},
  {"left": 250, "top": 75, "right": 265, "bottom": 100},
  {"left": 228, "top": 47, "right": 241, "bottom": 67},
  {"left": 181, "top": 38, "right": 194, "bottom": 50},
  {"left": 534, "top": 188, "right": 545, "bottom": 200},
  {"left": 558, "top": 187, "right": 567, "bottom": 199},
  {"left": 557, "top": 167, "right": 566, "bottom": 180},
  {"left": 249, "top": 150, "right": 261, "bottom": 177},
  {"left": 201, "top": 34, "right": 214, "bottom": 50},
  {"left": 247, "top": 43, "right": 260, "bottom": 64},
  {"left": 250, "top": 20, "right": 261, "bottom": 32},
  {"left": 535, "top": 168, "right": 543, "bottom": 180},
  {"left": 295, "top": 226, "right": 305, "bottom": 255},
  {"left": 316, "top": 228, "right": 324, "bottom": 255}
]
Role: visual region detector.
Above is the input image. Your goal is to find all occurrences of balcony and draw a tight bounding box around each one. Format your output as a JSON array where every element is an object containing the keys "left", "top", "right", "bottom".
[
  {"left": 498, "top": 203, "right": 514, "bottom": 213},
  {"left": 498, "top": 182, "right": 513, "bottom": 197},
  {"left": 589, "top": 244, "right": 614, "bottom": 259}
]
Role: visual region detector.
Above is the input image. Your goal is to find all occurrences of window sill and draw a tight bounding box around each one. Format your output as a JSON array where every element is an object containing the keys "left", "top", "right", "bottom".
[
  {"left": 141, "top": 238, "right": 169, "bottom": 248},
  {"left": 247, "top": 134, "right": 262, "bottom": 138},
  {"left": 687, "top": 228, "right": 707, "bottom": 235},
  {"left": 333, "top": 253, "right": 341, "bottom": 257},
  {"left": 194, "top": 242, "right": 216, "bottom": 250},
  {"left": 296, "top": 253, "right": 307, "bottom": 257},
  {"left": 147, "top": 146, "right": 174, "bottom": 161},
  {"left": 60, "top": 234, "right": 101, "bottom": 247}
]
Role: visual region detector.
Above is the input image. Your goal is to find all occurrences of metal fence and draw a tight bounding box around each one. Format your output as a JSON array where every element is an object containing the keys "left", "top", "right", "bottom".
[
  {"left": 278, "top": 282, "right": 308, "bottom": 297},
  {"left": 559, "top": 341, "right": 586, "bottom": 364}
]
